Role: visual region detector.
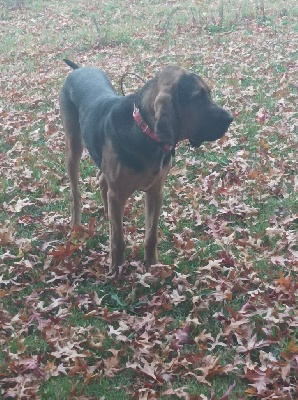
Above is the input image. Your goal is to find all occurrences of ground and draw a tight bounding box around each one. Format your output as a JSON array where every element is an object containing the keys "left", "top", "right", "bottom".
[{"left": 0, "top": 0, "right": 297, "bottom": 398}]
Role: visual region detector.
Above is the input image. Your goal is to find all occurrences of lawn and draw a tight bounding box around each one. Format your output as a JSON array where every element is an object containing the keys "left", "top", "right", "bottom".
[{"left": 0, "top": 0, "right": 297, "bottom": 398}]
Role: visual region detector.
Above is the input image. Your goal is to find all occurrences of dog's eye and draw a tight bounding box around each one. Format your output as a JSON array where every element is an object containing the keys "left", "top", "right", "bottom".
[{"left": 191, "top": 88, "right": 209, "bottom": 102}]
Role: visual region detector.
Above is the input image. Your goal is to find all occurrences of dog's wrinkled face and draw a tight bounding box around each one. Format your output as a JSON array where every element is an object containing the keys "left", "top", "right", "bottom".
[{"left": 175, "top": 72, "right": 233, "bottom": 147}]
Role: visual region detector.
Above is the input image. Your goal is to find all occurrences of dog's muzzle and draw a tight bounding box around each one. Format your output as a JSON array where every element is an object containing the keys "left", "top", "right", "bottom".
[{"left": 189, "top": 111, "right": 233, "bottom": 147}]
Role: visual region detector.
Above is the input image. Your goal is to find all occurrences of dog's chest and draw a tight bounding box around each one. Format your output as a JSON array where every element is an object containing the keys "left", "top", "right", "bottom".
[
  {"left": 137, "top": 168, "right": 167, "bottom": 191},
  {"left": 101, "top": 139, "right": 171, "bottom": 194}
]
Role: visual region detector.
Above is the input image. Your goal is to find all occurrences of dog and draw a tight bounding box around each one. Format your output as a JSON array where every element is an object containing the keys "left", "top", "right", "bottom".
[{"left": 59, "top": 59, "right": 233, "bottom": 272}]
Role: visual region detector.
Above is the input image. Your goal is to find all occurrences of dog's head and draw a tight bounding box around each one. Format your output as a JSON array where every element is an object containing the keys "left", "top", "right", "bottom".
[{"left": 147, "top": 66, "right": 233, "bottom": 149}]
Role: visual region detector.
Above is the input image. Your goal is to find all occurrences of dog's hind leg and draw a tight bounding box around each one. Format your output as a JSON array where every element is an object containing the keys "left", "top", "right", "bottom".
[
  {"left": 60, "top": 93, "right": 83, "bottom": 226},
  {"left": 66, "top": 133, "right": 83, "bottom": 226}
]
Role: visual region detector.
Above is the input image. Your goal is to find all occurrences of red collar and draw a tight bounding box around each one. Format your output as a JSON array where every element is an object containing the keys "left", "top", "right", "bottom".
[{"left": 133, "top": 104, "right": 173, "bottom": 151}]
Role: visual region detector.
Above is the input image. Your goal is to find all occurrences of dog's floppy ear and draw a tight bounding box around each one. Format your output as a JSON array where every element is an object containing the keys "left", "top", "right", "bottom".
[
  {"left": 153, "top": 92, "right": 177, "bottom": 149},
  {"left": 176, "top": 73, "right": 204, "bottom": 104},
  {"left": 152, "top": 68, "right": 202, "bottom": 149}
]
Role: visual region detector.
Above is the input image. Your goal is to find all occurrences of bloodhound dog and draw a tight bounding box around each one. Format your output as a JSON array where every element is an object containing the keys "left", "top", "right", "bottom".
[{"left": 59, "top": 60, "right": 233, "bottom": 272}]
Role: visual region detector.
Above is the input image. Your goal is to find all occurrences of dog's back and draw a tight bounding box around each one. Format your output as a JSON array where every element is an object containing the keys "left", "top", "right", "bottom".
[
  {"left": 61, "top": 66, "right": 117, "bottom": 110},
  {"left": 60, "top": 65, "right": 122, "bottom": 167}
]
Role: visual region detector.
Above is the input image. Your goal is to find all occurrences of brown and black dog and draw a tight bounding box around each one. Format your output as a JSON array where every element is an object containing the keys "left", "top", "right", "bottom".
[{"left": 59, "top": 60, "right": 233, "bottom": 272}]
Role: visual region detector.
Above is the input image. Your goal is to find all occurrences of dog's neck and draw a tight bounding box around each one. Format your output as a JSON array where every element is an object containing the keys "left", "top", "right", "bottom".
[
  {"left": 133, "top": 104, "right": 172, "bottom": 152},
  {"left": 134, "top": 79, "right": 180, "bottom": 150}
]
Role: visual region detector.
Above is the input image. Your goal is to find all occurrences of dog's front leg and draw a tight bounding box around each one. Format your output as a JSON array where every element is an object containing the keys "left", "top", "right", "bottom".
[
  {"left": 144, "top": 162, "right": 171, "bottom": 267},
  {"left": 107, "top": 189, "right": 126, "bottom": 272},
  {"left": 144, "top": 186, "right": 164, "bottom": 267},
  {"left": 97, "top": 171, "right": 108, "bottom": 215}
]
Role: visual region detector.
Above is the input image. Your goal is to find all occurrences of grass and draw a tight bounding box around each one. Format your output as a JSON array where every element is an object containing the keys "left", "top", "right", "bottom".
[{"left": 1, "top": 0, "right": 298, "bottom": 398}]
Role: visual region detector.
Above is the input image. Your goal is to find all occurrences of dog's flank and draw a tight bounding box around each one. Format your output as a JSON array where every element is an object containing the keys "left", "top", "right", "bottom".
[{"left": 60, "top": 59, "right": 233, "bottom": 271}]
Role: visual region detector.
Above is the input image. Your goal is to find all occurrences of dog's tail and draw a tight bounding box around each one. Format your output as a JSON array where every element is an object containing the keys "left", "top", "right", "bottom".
[{"left": 63, "top": 59, "right": 80, "bottom": 70}]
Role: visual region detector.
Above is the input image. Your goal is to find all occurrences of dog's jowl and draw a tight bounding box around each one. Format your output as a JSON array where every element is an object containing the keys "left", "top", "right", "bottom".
[{"left": 60, "top": 60, "right": 233, "bottom": 272}]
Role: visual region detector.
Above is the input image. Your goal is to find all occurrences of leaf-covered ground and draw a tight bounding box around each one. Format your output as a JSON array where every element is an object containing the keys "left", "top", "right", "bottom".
[{"left": 0, "top": 0, "right": 297, "bottom": 398}]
